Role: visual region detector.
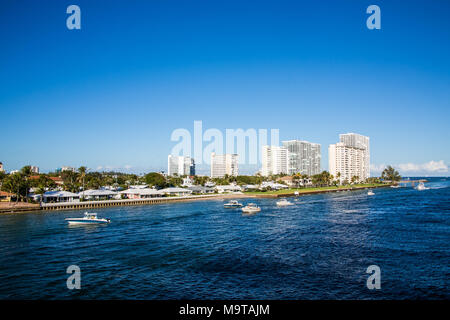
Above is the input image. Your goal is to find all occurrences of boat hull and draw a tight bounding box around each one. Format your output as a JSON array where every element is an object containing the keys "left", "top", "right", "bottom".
[
  {"left": 66, "top": 219, "right": 109, "bottom": 225},
  {"left": 277, "top": 202, "right": 293, "bottom": 206}
]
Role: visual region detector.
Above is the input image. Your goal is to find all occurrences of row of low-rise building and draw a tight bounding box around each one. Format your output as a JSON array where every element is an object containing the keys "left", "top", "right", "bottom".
[{"left": 37, "top": 187, "right": 199, "bottom": 203}]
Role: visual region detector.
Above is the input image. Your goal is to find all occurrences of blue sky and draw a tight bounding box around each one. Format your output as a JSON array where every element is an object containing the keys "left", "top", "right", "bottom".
[{"left": 1, "top": 0, "right": 449, "bottom": 175}]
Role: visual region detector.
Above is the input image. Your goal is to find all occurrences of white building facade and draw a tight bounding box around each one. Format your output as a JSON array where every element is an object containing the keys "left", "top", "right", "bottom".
[
  {"left": 167, "top": 155, "right": 195, "bottom": 176},
  {"left": 282, "top": 140, "right": 321, "bottom": 176},
  {"left": 210, "top": 153, "right": 238, "bottom": 178},
  {"left": 329, "top": 133, "right": 370, "bottom": 183},
  {"left": 261, "top": 145, "right": 288, "bottom": 176}
]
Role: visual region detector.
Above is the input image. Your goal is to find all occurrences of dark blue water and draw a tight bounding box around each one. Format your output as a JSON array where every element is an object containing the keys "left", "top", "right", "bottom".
[{"left": 0, "top": 178, "right": 449, "bottom": 299}]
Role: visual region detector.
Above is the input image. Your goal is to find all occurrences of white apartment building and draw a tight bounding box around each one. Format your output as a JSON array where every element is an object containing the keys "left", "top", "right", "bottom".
[
  {"left": 329, "top": 133, "right": 370, "bottom": 183},
  {"left": 282, "top": 140, "right": 321, "bottom": 176},
  {"left": 167, "top": 155, "right": 195, "bottom": 176},
  {"left": 210, "top": 153, "right": 238, "bottom": 178},
  {"left": 261, "top": 145, "right": 289, "bottom": 176}
]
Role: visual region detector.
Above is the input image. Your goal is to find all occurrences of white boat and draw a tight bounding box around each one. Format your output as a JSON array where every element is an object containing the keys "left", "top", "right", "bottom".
[
  {"left": 65, "top": 212, "right": 110, "bottom": 225},
  {"left": 224, "top": 200, "right": 243, "bottom": 208},
  {"left": 294, "top": 191, "right": 299, "bottom": 196},
  {"left": 416, "top": 182, "right": 429, "bottom": 191},
  {"left": 242, "top": 203, "right": 261, "bottom": 214},
  {"left": 367, "top": 190, "right": 375, "bottom": 196},
  {"left": 276, "top": 198, "right": 294, "bottom": 206},
  {"left": 390, "top": 185, "right": 401, "bottom": 188}
]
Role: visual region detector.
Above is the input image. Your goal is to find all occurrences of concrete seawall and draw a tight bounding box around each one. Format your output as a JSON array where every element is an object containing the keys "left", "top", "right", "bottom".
[{"left": 40, "top": 194, "right": 256, "bottom": 212}]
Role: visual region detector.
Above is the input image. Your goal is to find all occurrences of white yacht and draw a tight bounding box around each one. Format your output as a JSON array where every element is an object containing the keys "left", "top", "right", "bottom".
[
  {"left": 242, "top": 203, "right": 261, "bottom": 214},
  {"left": 66, "top": 212, "right": 110, "bottom": 225},
  {"left": 276, "top": 198, "right": 294, "bottom": 206},
  {"left": 224, "top": 200, "right": 243, "bottom": 208},
  {"left": 367, "top": 190, "right": 375, "bottom": 196},
  {"left": 416, "top": 182, "right": 428, "bottom": 191}
]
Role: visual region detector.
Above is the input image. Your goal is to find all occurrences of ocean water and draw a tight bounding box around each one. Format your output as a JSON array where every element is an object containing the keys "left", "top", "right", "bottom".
[{"left": 0, "top": 178, "right": 449, "bottom": 299}]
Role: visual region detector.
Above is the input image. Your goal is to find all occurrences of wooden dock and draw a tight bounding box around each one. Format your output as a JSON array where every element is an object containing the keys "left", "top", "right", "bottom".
[{"left": 397, "top": 179, "right": 427, "bottom": 186}]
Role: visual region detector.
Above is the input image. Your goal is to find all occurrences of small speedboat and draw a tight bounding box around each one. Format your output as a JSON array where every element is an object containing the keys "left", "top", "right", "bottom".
[
  {"left": 416, "top": 182, "right": 428, "bottom": 191},
  {"left": 66, "top": 212, "right": 110, "bottom": 225},
  {"left": 223, "top": 200, "right": 243, "bottom": 208},
  {"left": 276, "top": 198, "right": 294, "bottom": 206},
  {"left": 242, "top": 203, "right": 261, "bottom": 214},
  {"left": 294, "top": 191, "right": 299, "bottom": 196},
  {"left": 367, "top": 190, "right": 375, "bottom": 196},
  {"left": 390, "top": 185, "right": 401, "bottom": 188}
]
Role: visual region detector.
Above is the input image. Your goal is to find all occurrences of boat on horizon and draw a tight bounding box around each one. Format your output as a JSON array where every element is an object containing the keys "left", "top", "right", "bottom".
[
  {"left": 224, "top": 200, "right": 243, "bottom": 208},
  {"left": 65, "top": 212, "right": 110, "bottom": 225},
  {"left": 242, "top": 203, "right": 261, "bottom": 214}
]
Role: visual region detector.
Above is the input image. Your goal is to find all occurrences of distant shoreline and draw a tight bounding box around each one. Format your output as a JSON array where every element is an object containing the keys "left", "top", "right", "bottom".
[
  {"left": 245, "top": 183, "right": 391, "bottom": 197},
  {"left": 0, "top": 183, "right": 394, "bottom": 213}
]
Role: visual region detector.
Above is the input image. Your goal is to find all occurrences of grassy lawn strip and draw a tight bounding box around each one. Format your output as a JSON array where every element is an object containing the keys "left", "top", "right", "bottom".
[{"left": 244, "top": 183, "right": 388, "bottom": 195}]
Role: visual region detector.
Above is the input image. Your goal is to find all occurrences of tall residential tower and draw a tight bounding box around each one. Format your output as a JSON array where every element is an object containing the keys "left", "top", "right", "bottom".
[
  {"left": 210, "top": 153, "right": 238, "bottom": 178},
  {"left": 328, "top": 133, "right": 370, "bottom": 183},
  {"left": 261, "top": 145, "right": 289, "bottom": 176},
  {"left": 282, "top": 140, "right": 321, "bottom": 176},
  {"left": 167, "top": 155, "right": 195, "bottom": 176}
]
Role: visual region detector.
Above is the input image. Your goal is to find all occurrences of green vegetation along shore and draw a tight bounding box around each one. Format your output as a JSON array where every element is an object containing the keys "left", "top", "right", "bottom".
[{"left": 245, "top": 183, "right": 390, "bottom": 197}]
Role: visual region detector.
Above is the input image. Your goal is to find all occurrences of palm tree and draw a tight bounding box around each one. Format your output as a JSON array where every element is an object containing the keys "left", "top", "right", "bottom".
[
  {"left": 2, "top": 173, "right": 28, "bottom": 202},
  {"left": 78, "top": 166, "right": 87, "bottom": 199},
  {"left": 292, "top": 173, "right": 301, "bottom": 188},
  {"left": 35, "top": 187, "right": 46, "bottom": 204},
  {"left": 381, "top": 165, "right": 401, "bottom": 182},
  {"left": 336, "top": 172, "right": 341, "bottom": 185},
  {"left": 20, "top": 166, "right": 33, "bottom": 177}
]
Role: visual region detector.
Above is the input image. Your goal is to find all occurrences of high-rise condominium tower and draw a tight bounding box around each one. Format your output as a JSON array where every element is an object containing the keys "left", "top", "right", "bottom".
[
  {"left": 210, "top": 153, "right": 238, "bottom": 178},
  {"left": 167, "top": 155, "right": 195, "bottom": 176},
  {"left": 261, "top": 145, "right": 289, "bottom": 176},
  {"left": 282, "top": 140, "right": 321, "bottom": 176},
  {"left": 329, "top": 133, "right": 370, "bottom": 183}
]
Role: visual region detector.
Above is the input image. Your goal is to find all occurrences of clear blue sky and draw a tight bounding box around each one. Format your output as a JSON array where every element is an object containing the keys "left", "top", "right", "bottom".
[{"left": 1, "top": 0, "right": 449, "bottom": 175}]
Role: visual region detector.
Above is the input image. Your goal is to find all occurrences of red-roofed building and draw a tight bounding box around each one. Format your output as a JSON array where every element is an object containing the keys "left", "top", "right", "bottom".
[
  {"left": 0, "top": 191, "right": 15, "bottom": 202},
  {"left": 49, "top": 177, "right": 64, "bottom": 186}
]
